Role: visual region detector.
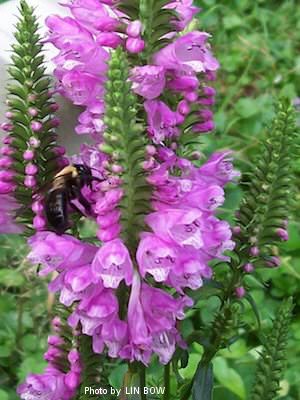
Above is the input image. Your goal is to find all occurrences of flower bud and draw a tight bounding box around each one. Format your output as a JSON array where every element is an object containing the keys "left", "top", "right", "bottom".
[
  {"left": 2, "top": 136, "right": 13, "bottom": 145},
  {"left": 0, "top": 122, "right": 13, "bottom": 131},
  {"left": 32, "top": 200, "right": 44, "bottom": 214},
  {"left": 65, "top": 371, "right": 80, "bottom": 390},
  {"left": 145, "top": 145, "right": 156, "bottom": 156},
  {"left": 50, "top": 117, "right": 60, "bottom": 127},
  {"left": 266, "top": 256, "right": 281, "bottom": 268},
  {"left": 276, "top": 228, "right": 288, "bottom": 241},
  {"left": 28, "top": 107, "right": 38, "bottom": 117},
  {"left": 28, "top": 93, "right": 37, "bottom": 102},
  {"left": 202, "top": 86, "right": 216, "bottom": 96},
  {"left": 250, "top": 246, "right": 260, "bottom": 257},
  {"left": 185, "top": 91, "right": 198, "bottom": 102},
  {"left": 53, "top": 146, "right": 66, "bottom": 156},
  {"left": 235, "top": 286, "right": 246, "bottom": 298},
  {"left": 111, "top": 164, "right": 123, "bottom": 174},
  {"left": 0, "top": 156, "right": 13, "bottom": 168},
  {"left": 126, "top": 37, "right": 145, "bottom": 53},
  {"left": 0, "top": 146, "right": 14, "bottom": 156},
  {"left": 126, "top": 20, "right": 142, "bottom": 37},
  {"left": 243, "top": 263, "right": 254, "bottom": 273},
  {"left": 48, "top": 335, "right": 64, "bottom": 346},
  {"left": 5, "top": 111, "right": 13, "bottom": 119},
  {"left": 232, "top": 226, "right": 241, "bottom": 235},
  {"left": 0, "top": 170, "right": 14, "bottom": 181},
  {"left": 29, "top": 137, "right": 40, "bottom": 148},
  {"left": 193, "top": 120, "right": 215, "bottom": 133},
  {"left": 50, "top": 102, "right": 59, "bottom": 112},
  {"left": 0, "top": 180, "right": 15, "bottom": 194},
  {"left": 96, "top": 32, "right": 122, "bottom": 48},
  {"left": 177, "top": 100, "right": 190, "bottom": 115},
  {"left": 23, "top": 150, "right": 34, "bottom": 161},
  {"left": 33, "top": 215, "right": 46, "bottom": 230},
  {"left": 24, "top": 175, "right": 36, "bottom": 188},
  {"left": 25, "top": 163, "right": 38, "bottom": 175},
  {"left": 30, "top": 121, "right": 43, "bottom": 132}
]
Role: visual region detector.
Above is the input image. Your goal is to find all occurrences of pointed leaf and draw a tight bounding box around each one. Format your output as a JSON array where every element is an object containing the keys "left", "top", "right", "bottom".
[{"left": 192, "top": 362, "right": 213, "bottom": 400}]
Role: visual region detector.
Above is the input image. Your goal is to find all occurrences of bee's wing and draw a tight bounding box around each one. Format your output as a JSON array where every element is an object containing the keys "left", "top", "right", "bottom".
[{"left": 15, "top": 172, "right": 74, "bottom": 219}]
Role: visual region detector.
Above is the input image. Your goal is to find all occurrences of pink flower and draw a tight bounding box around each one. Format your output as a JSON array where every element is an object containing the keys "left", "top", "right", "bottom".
[
  {"left": 27, "top": 232, "right": 97, "bottom": 275},
  {"left": 17, "top": 367, "right": 75, "bottom": 400},
  {"left": 139, "top": 282, "right": 192, "bottom": 364},
  {"left": 62, "top": 0, "right": 120, "bottom": 33},
  {"left": 92, "top": 239, "right": 134, "bottom": 288},
  {"left": 0, "top": 195, "right": 23, "bottom": 234},
  {"left": 130, "top": 66, "right": 166, "bottom": 100},
  {"left": 120, "top": 272, "right": 152, "bottom": 365},
  {"left": 198, "top": 151, "right": 240, "bottom": 185},
  {"left": 137, "top": 233, "right": 178, "bottom": 282},
  {"left": 201, "top": 216, "right": 235, "bottom": 259},
  {"left": 46, "top": 15, "right": 93, "bottom": 49},
  {"left": 167, "top": 248, "right": 212, "bottom": 292},
  {"left": 154, "top": 31, "right": 219, "bottom": 73},
  {"left": 144, "top": 100, "right": 180, "bottom": 143},
  {"left": 101, "top": 317, "right": 128, "bottom": 357},
  {"left": 146, "top": 208, "right": 204, "bottom": 248},
  {"left": 61, "top": 71, "right": 104, "bottom": 106},
  {"left": 165, "top": 0, "right": 200, "bottom": 31}
]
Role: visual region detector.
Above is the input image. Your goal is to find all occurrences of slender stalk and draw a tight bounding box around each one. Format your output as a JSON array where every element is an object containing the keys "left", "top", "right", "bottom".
[
  {"left": 16, "top": 300, "right": 24, "bottom": 351},
  {"left": 140, "top": 363, "right": 147, "bottom": 400},
  {"left": 163, "top": 363, "right": 170, "bottom": 400}
]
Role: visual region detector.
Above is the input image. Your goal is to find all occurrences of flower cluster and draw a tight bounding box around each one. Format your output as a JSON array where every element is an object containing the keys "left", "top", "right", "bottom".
[
  {"left": 132, "top": 31, "right": 219, "bottom": 143},
  {"left": 19, "top": 0, "right": 238, "bottom": 391},
  {"left": 17, "top": 317, "right": 81, "bottom": 400},
  {"left": 137, "top": 150, "right": 238, "bottom": 293}
]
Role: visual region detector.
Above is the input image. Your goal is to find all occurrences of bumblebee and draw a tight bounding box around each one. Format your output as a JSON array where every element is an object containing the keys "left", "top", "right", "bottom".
[{"left": 44, "top": 164, "right": 100, "bottom": 234}]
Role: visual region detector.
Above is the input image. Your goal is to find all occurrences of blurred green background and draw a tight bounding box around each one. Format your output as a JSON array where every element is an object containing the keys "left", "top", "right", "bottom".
[{"left": 1, "top": 0, "right": 300, "bottom": 399}]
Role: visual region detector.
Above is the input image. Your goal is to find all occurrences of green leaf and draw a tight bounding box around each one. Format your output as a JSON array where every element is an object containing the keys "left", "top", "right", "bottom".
[
  {"left": 235, "top": 98, "right": 261, "bottom": 118},
  {"left": 213, "top": 357, "right": 246, "bottom": 400},
  {"left": 109, "top": 363, "right": 128, "bottom": 389},
  {"left": 192, "top": 362, "right": 213, "bottom": 400},
  {"left": 17, "top": 355, "right": 47, "bottom": 382},
  {"left": 0, "top": 269, "right": 25, "bottom": 287},
  {"left": 0, "top": 390, "right": 9, "bottom": 400},
  {"left": 223, "top": 15, "right": 243, "bottom": 30}
]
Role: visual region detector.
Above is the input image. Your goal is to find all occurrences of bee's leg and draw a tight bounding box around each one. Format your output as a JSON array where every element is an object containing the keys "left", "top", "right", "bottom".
[
  {"left": 69, "top": 185, "right": 92, "bottom": 215},
  {"left": 88, "top": 176, "right": 103, "bottom": 192},
  {"left": 69, "top": 201, "right": 86, "bottom": 216}
]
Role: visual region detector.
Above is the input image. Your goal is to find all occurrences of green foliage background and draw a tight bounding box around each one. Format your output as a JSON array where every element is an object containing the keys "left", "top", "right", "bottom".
[{"left": 0, "top": 0, "right": 300, "bottom": 399}]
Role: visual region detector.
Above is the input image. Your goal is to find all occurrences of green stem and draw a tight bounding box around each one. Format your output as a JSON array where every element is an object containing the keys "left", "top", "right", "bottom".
[
  {"left": 139, "top": 363, "right": 147, "bottom": 400},
  {"left": 163, "top": 363, "right": 170, "bottom": 400},
  {"left": 16, "top": 299, "right": 24, "bottom": 351}
]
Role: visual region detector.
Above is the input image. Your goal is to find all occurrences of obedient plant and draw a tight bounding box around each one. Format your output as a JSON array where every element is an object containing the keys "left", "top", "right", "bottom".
[{"left": 0, "top": 1, "right": 298, "bottom": 399}]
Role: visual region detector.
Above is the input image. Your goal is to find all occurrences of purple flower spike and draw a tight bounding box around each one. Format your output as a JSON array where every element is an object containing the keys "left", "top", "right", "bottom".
[{"left": 92, "top": 239, "right": 133, "bottom": 288}]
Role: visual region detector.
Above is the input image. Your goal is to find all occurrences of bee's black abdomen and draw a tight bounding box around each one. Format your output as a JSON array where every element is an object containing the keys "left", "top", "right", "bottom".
[{"left": 45, "top": 189, "right": 69, "bottom": 234}]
